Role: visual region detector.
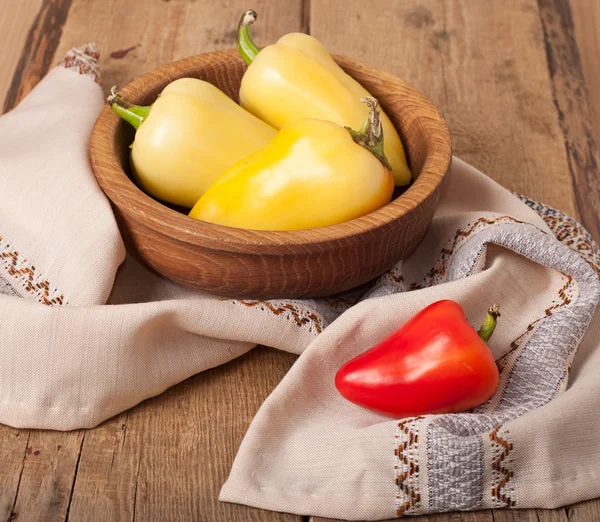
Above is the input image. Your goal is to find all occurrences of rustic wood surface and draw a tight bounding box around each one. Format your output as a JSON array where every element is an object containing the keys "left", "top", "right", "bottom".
[
  {"left": 0, "top": 0, "right": 599, "bottom": 521},
  {"left": 90, "top": 51, "right": 451, "bottom": 299}
]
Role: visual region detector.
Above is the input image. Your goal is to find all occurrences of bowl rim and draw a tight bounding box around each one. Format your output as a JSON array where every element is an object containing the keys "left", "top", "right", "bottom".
[{"left": 90, "top": 49, "right": 452, "bottom": 254}]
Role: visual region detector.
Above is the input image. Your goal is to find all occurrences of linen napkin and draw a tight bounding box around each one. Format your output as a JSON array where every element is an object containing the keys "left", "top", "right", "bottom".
[{"left": 1, "top": 45, "right": 600, "bottom": 518}]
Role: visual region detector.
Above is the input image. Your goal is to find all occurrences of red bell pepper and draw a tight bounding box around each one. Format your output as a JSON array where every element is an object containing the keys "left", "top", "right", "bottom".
[{"left": 335, "top": 300, "right": 500, "bottom": 418}]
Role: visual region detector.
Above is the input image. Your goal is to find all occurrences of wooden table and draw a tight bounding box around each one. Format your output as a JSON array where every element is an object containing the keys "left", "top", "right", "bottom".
[{"left": 1, "top": 1, "right": 599, "bottom": 521}]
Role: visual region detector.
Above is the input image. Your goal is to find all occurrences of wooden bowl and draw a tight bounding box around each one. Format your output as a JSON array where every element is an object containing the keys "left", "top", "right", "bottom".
[{"left": 90, "top": 50, "right": 451, "bottom": 299}]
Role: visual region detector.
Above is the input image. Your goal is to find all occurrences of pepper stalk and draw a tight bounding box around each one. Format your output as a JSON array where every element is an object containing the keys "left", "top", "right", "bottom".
[
  {"left": 477, "top": 304, "right": 501, "bottom": 343},
  {"left": 345, "top": 97, "right": 392, "bottom": 171},
  {"left": 238, "top": 10, "right": 260, "bottom": 65},
  {"left": 107, "top": 86, "right": 152, "bottom": 130}
]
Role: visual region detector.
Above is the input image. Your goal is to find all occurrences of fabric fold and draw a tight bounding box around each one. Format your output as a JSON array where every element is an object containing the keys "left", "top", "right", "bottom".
[
  {"left": 0, "top": 44, "right": 124, "bottom": 306},
  {"left": 220, "top": 171, "right": 600, "bottom": 518}
]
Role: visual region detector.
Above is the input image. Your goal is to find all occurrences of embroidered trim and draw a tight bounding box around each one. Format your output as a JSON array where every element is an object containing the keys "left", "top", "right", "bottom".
[
  {"left": 322, "top": 295, "right": 360, "bottom": 311},
  {"left": 0, "top": 236, "right": 68, "bottom": 305},
  {"left": 411, "top": 216, "right": 527, "bottom": 290},
  {"left": 423, "top": 219, "right": 598, "bottom": 512},
  {"left": 489, "top": 427, "right": 515, "bottom": 507},
  {"left": 58, "top": 43, "right": 101, "bottom": 85},
  {"left": 223, "top": 299, "right": 325, "bottom": 335},
  {"left": 394, "top": 417, "right": 424, "bottom": 517},
  {"left": 490, "top": 197, "right": 591, "bottom": 383},
  {"left": 519, "top": 196, "right": 600, "bottom": 279},
  {"left": 370, "top": 266, "right": 406, "bottom": 291},
  {"left": 0, "top": 274, "right": 20, "bottom": 298},
  {"left": 495, "top": 272, "right": 577, "bottom": 373}
]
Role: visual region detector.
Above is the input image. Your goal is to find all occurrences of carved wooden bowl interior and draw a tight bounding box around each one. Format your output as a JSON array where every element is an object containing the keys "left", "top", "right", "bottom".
[{"left": 90, "top": 50, "right": 452, "bottom": 299}]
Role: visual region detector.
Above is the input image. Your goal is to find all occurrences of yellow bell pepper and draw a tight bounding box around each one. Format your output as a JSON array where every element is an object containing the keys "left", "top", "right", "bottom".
[
  {"left": 189, "top": 97, "right": 394, "bottom": 230},
  {"left": 108, "top": 78, "right": 276, "bottom": 208},
  {"left": 236, "top": 10, "right": 412, "bottom": 187}
]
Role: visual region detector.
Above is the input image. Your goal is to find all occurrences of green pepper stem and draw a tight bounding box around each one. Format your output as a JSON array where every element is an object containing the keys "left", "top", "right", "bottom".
[
  {"left": 345, "top": 97, "right": 392, "bottom": 170},
  {"left": 238, "top": 10, "right": 260, "bottom": 65},
  {"left": 477, "top": 304, "right": 501, "bottom": 343},
  {"left": 107, "top": 86, "right": 151, "bottom": 130}
]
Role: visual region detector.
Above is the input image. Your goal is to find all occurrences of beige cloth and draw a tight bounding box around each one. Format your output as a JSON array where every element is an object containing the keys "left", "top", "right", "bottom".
[{"left": 1, "top": 45, "right": 600, "bottom": 518}]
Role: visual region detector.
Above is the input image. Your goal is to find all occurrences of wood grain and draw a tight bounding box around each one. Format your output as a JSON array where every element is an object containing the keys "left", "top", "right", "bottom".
[
  {"left": 311, "top": 0, "right": 579, "bottom": 217},
  {"left": 537, "top": 509, "right": 571, "bottom": 522},
  {"left": 571, "top": 0, "right": 600, "bottom": 178},
  {"left": 55, "top": 0, "right": 304, "bottom": 97},
  {"left": 0, "top": 426, "right": 30, "bottom": 521},
  {"left": 566, "top": 498, "right": 600, "bottom": 522},
  {"left": 0, "top": 0, "right": 43, "bottom": 112},
  {"left": 460, "top": 514, "right": 492, "bottom": 522},
  {"left": 91, "top": 51, "right": 451, "bottom": 298},
  {"left": 66, "top": 347, "right": 299, "bottom": 522},
  {"left": 538, "top": 0, "right": 600, "bottom": 242},
  {"left": 60, "top": 412, "right": 139, "bottom": 522},
  {"left": 2, "top": 0, "right": 72, "bottom": 112},
  {"left": 9, "top": 430, "right": 84, "bottom": 521}
]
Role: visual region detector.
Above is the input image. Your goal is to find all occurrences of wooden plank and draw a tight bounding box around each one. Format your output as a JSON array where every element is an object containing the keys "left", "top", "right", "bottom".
[
  {"left": 492, "top": 509, "right": 567, "bottom": 521},
  {"left": 2, "top": 0, "right": 72, "bottom": 113},
  {"left": 537, "top": 508, "right": 571, "bottom": 521},
  {"left": 54, "top": 413, "right": 139, "bottom": 522},
  {"left": 311, "top": 0, "right": 579, "bottom": 217},
  {"left": 460, "top": 513, "right": 492, "bottom": 522},
  {"left": 538, "top": 0, "right": 600, "bottom": 241},
  {"left": 566, "top": 498, "right": 600, "bottom": 521},
  {"left": 571, "top": 0, "right": 600, "bottom": 175},
  {"left": 54, "top": 0, "right": 304, "bottom": 96},
  {"left": 0, "top": 426, "right": 30, "bottom": 521},
  {"left": 488, "top": 511, "right": 537, "bottom": 522},
  {"left": 65, "top": 347, "right": 299, "bottom": 522},
  {"left": 9, "top": 430, "right": 84, "bottom": 521},
  {"left": 0, "top": 0, "right": 43, "bottom": 112}
]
